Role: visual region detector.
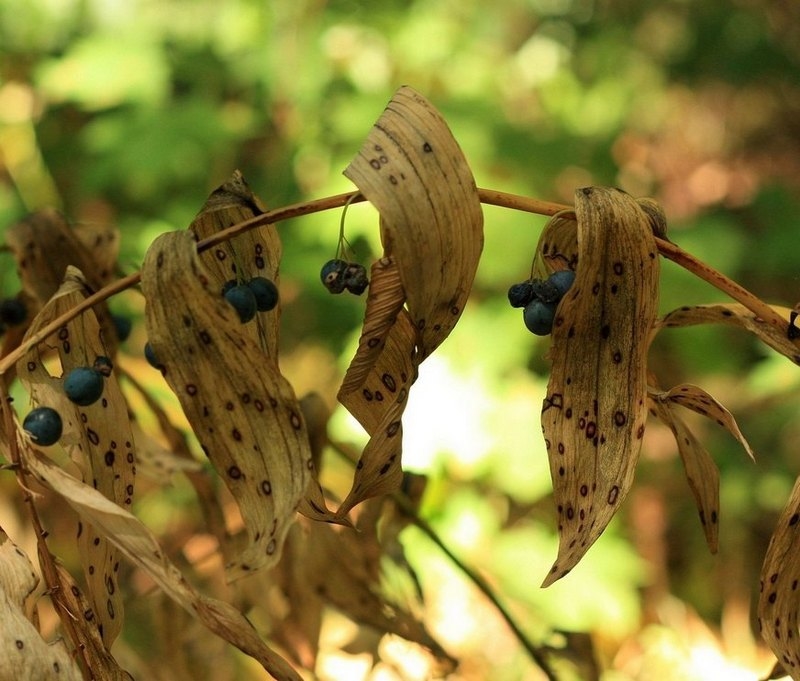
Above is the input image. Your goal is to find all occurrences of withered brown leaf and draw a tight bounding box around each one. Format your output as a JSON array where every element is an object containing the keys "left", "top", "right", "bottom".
[
  {"left": 141, "top": 231, "right": 310, "bottom": 578},
  {"left": 541, "top": 187, "right": 659, "bottom": 586},
  {"left": 758, "top": 475, "right": 800, "bottom": 680},
  {"left": 16, "top": 267, "right": 135, "bottom": 646}
]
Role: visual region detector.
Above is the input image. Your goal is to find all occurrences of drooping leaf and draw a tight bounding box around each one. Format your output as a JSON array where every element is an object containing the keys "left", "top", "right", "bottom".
[
  {"left": 655, "top": 303, "right": 800, "bottom": 366},
  {"left": 16, "top": 266, "right": 135, "bottom": 646},
  {"left": 541, "top": 187, "right": 660, "bottom": 586},
  {"left": 758, "top": 474, "right": 800, "bottom": 680},
  {"left": 647, "top": 385, "right": 722, "bottom": 553},
  {"left": 17, "top": 445, "right": 302, "bottom": 681},
  {"left": 343, "top": 85, "right": 484, "bottom": 360},
  {"left": 141, "top": 230, "right": 311, "bottom": 577},
  {"left": 0, "top": 527, "right": 82, "bottom": 680},
  {"left": 188, "top": 170, "right": 281, "bottom": 359}
]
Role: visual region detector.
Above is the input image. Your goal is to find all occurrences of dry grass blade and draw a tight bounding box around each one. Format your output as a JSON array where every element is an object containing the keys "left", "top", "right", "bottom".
[
  {"left": 189, "top": 170, "right": 281, "bottom": 359},
  {"left": 343, "top": 85, "right": 484, "bottom": 360},
  {"left": 758, "top": 474, "right": 800, "bottom": 680},
  {"left": 541, "top": 187, "right": 659, "bottom": 587},
  {"left": 18, "top": 446, "right": 302, "bottom": 681},
  {"left": 647, "top": 387, "right": 722, "bottom": 552},
  {"left": 16, "top": 267, "right": 135, "bottom": 646},
  {"left": 0, "top": 527, "right": 82, "bottom": 680},
  {"left": 141, "top": 231, "right": 310, "bottom": 578},
  {"left": 655, "top": 303, "right": 800, "bottom": 366}
]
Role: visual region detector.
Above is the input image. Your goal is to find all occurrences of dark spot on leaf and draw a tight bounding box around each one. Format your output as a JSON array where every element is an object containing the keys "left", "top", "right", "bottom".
[
  {"left": 607, "top": 486, "right": 619, "bottom": 504},
  {"left": 614, "top": 411, "right": 626, "bottom": 426},
  {"left": 228, "top": 466, "right": 242, "bottom": 479},
  {"left": 261, "top": 480, "right": 272, "bottom": 495}
]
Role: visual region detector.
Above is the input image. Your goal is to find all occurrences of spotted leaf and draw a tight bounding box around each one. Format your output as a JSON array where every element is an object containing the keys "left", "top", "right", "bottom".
[
  {"left": 17, "top": 445, "right": 302, "bottom": 681},
  {"left": 758, "top": 475, "right": 800, "bottom": 680},
  {"left": 541, "top": 187, "right": 660, "bottom": 587},
  {"left": 343, "top": 85, "right": 484, "bottom": 360},
  {"left": 16, "top": 266, "right": 135, "bottom": 646},
  {"left": 141, "top": 230, "right": 311, "bottom": 578},
  {"left": 0, "top": 527, "right": 82, "bottom": 680},
  {"left": 189, "top": 170, "right": 281, "bottom": 359},
  {"left": 655, "top": 303, "right": 800, "bottom": 366}
]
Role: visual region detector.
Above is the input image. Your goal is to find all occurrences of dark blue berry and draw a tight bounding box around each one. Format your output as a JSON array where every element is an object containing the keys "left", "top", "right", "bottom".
[
  {"left": 523, "top": 300, "right": 557, "bottom": 336},
  {"left": 508, "top": 282, "right": 535, "bottom": 308},
  {"left": 221, "top": 279, "right": 237, "bottom": 295},
  {"left": 320, "top": 259, "right": 349, "bottom": 294},
  {"left": 112, "top": 314, "right": 132, "bottom": 342},
  {"left": 64, "top": 367, "right": 105, "bottom": 406},
  {"left": 23, "top": 407, "right": 63, "bottom": 446},
  {"left": 548, "top": 270, "right": 576, "bottom": 297},
  {"left": 344, "top": 264, "right": 369, "bottom": 295},
  {"left": 224, "top": 285, "right": 257, "bottom": 322},
  {"left": 0, "top": 298, "right": 26, "bottom": 326},
  {"left": 144, "top": 342, "right": 160, "bottom": 369},
  {"left": 247, "top": 277, "right": 279, "bottom": 311}
]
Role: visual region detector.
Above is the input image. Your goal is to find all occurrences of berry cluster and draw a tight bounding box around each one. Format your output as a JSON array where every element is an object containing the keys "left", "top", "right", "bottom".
[
  {"left": 508, "top": 270, "right": 576, "bottom": 336},
  {"left": 222, "top": 276, "right": 279, "bottom": 322},
  {"left": 320, "top": 259, "right": 369, "bottom": 295},
  {"left": 22, "top": 355, "right": 114, "bottom": 446}
]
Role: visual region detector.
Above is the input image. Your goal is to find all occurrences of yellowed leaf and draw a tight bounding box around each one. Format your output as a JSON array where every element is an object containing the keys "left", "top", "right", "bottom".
[
  {"left": 141, "top": 231, "right": 311, "bottom": 577},
  {"left": 16, "top": 267, "right": 135, "bottom": 646},
  {"left": 758, "top": 475, "right": 800, "bottom": 680},
  {"left": 656, "top": 303, "right": 800, "bottom": 366},
  {"left": 343, "top": 85, "right": 484, "bottom": 360},
  {"left": 541, "top": 187, "right": 659, "bottom": 586},
  {"left": 0, "top": 527, "right": 82, "bottom": 681},
  {"left": 18, "top": 445, "right": 302, "bottom": 681}
]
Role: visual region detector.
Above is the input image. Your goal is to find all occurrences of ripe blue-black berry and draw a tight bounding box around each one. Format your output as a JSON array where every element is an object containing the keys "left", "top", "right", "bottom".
[
  {"left": 221, "top": 279, "right": 237, "bottom": 295},
  {"left": 144, "top": 342, "right": 160, "bottom": 369},
  {"left": 112, "top": 314, "right": 132, "bottom": 342},
  {"left": 523, "top": 299, "right": 557, "bottom": 336},
  {"left": 0, "top": 298, "right": 26, "bottom": 326},
  {"left": 508, "top": 281, "right": 535, "bottom": 308},
  {"left": 247, "top": 277, "right": 279, "bottom": 311},
  {"left": 343, "top": 264, "right": 369, "bottom": 295},
  {"left": 320, "top": 259, "right": 349, "bottom": 294},
  {"left": 23, "top": 407, "right": 63, "bottom": 446},
  {"left": 64, "top": 367, "right": 105, "bottom": 406},
  {"left": 224, "top": 284, "right": 257, "bottom": 322},
  {"left": 548, "top": 270, "right": 576, "bottom": 297}
]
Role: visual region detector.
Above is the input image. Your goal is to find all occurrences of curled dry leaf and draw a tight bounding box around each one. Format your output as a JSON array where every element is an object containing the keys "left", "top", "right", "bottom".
[
  {"left": 758, "top": 475, "right": 800, "bottom": 680},
  {"left": 17, "top": 446, "right": 302, "bottom": 681},
  {"left": 0, "top": 527, "right": 82, "bottom": 680},
  {"left": 541, "top": 187, "right": 660, "bottom": 587},
  {"left": 5, "top": 209, "right": 121, "bottom": 354},
  {"left": 141, "top": 231, "right": 312, "bottom": 578},
  {"left": 343, "top": 84, "right": 483, "bottom": 360},
  {"left": 189, "top": 170, "right": 281, "bottom": 360},
  {"left": 336, "top": 86, "right": 483, "bottom": 516},
  {"left": 16, "top": 266, "right": 135, "bottom": 646},
  {"left": 655, "top": 303, "right": 800, "bottom": 366}
]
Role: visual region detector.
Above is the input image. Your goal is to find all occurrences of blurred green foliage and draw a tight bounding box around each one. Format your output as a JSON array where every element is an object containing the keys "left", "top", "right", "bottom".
[{"left": 2, "top": 0, "right": 800, "bottom": 677}]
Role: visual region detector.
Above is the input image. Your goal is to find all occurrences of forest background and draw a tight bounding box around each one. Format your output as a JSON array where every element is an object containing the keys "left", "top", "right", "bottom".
[{"left": 1, "top": 0, "right": 800, "bottom": 679}]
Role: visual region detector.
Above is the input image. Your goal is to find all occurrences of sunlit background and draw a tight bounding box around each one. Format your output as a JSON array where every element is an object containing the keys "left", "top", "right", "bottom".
[{"left": 2, "top": 0, "right": 800, "bottom": 679}]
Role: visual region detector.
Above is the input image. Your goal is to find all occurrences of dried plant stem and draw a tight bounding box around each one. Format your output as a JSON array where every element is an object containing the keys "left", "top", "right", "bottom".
[
  {"left": 390, "top": 491, "right": 559, "bottom": 680},
  {"left": 1, "top": 186, "right": 794, "bottom": 377}
]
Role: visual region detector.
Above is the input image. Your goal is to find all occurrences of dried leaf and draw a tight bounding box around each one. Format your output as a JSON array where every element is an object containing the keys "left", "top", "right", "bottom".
[
  {"left": 655, "top": 303, "right": 800, "bottom": 366},
  {"left": 189, "top": 170, "right": 281, "bottom": 359},
  {"left": 18, "top": 445, "right": 302, "bottom": 681},
  {"left": 647, "top": 387, "right": 722, "bottom": 552},
  {"left": 343, "top": 85, "right": 484, "bottom": 360},
  {"left": 758, "top": 474, "right": 800, "bottom": 680},
  {"left": 0, "top": 527, "right": 82, "bottom": 680},
  {"left": 533, "top": 209, "right": 579, "bottom": 276},
  {"left": 16, "top": 267, "right": 135, "bottom": 646},
  {"left": 541, "top": 187, "right": 660, "bottom": 586},
  {"left": 141, "top": 231, "right": 311, "bottom": 577}
]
